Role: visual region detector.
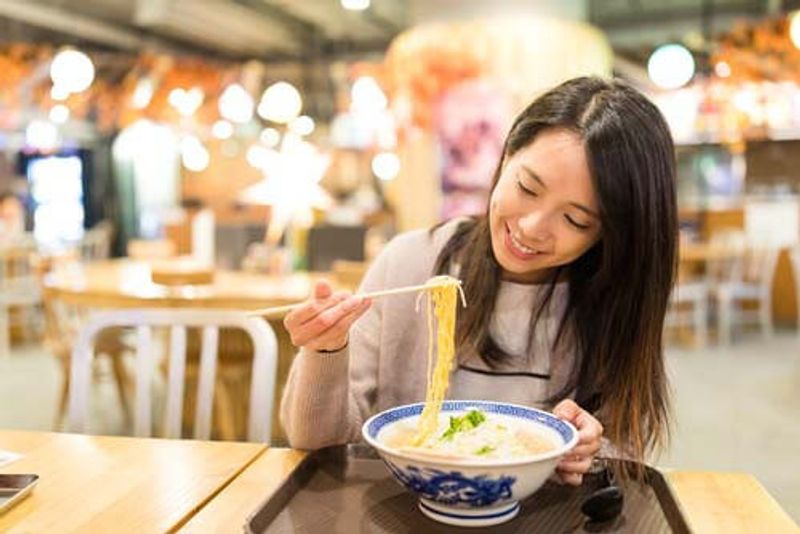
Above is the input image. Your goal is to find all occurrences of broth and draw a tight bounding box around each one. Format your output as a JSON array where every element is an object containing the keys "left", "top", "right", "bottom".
[{"left": 381, "top": 412, "right": 557, "bottom": 460}]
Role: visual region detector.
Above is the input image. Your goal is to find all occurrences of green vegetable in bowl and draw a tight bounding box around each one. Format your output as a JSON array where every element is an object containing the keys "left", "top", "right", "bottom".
[
  {"left": 474, "top": 445, "right": 496, "bottom": 455},
  {"left": 440, "top": 409, "right": 487, "bottom": 441}
]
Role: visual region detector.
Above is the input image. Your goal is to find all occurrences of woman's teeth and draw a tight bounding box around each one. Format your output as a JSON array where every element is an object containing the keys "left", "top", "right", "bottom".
[{"left": 511, "top": 233, "right": 536, "bottom": 254}]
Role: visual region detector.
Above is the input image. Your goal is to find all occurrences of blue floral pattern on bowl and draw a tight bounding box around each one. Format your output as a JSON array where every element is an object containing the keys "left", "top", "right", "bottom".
[{"left": 383, "top": 459, "right": 516, "bottom": 507}]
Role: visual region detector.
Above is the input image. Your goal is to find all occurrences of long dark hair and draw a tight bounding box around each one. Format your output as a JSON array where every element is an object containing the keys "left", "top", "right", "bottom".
[{"left": 434, "top": 77, "right": 677, "bottom": 464}]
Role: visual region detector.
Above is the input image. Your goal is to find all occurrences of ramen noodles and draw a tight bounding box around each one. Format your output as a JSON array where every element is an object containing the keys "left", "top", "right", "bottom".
[
  {"left": 411, "top": 275, "right": 462, "bottom": 445},
  {"left": 393, "top": 276, "right": 556, "bottom": 459}
]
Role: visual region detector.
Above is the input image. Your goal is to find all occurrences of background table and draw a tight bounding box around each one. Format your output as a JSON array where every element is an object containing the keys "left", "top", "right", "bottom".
[{"left": 42, "top": 259, "right": 318, "bottom": 310}]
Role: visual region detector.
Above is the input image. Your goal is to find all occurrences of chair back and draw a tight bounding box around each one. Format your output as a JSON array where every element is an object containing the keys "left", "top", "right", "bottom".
[
  {"left": 705, "top": 230, "right": 746, "bottom": 285},
  {"left": 68, "top": 308, "right": 278, "bottom": 442},
  {"left": 0, "top": 238, "right": 38, "bottom": 294},
  {"left": 79, "top": 221, "right": 113, "bottom": 261},
  {"left": 740, "top": 243, "right": 780, "bottom": 295}
]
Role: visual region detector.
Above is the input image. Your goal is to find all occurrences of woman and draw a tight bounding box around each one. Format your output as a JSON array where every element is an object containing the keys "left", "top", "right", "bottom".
[{"left": 280, "top": 76, "right": 677, "bottom": 486}]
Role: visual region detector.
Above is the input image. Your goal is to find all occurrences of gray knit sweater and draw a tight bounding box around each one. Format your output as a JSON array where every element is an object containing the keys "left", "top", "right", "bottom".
[{"left": 279, "top": 219, "right": 578, "bottom": 449}]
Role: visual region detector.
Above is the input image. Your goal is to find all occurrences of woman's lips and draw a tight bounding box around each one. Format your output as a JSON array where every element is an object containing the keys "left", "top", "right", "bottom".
[{"left": 504, "top": 223, "right": 540, "bottom": 260}]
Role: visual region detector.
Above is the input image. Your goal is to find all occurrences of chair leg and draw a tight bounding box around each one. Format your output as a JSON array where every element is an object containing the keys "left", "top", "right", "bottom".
[
  {"left": 109, "top": 353, "right": 132, "bottom": 426},
  {"left": 213, "top": 383, "right": 237, "bottom": 440},
  {"left": 694, "top": 300, "right": 708, "bottom": 348},
  {"left": 718, "top": 295, "right": 733, "bottom": 346},
  {"left": 54, "top": 361, "right": 70, "bottom": 430},
  {"left": 759, "top": 300, "right": 774, "bottom": 340},
  {"left": 0, "top": 307, "right": 9, "bottom": 358}
]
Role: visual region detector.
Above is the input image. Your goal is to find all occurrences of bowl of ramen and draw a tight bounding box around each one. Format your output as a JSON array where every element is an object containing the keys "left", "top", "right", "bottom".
[{"left": 362, "top": 400, "right": 578, "bottom": 527}]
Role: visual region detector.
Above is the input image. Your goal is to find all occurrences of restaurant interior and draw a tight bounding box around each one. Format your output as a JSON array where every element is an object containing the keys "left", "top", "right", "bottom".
[{"left": 0, "top": 0, "right": 798, "bottom": 531}]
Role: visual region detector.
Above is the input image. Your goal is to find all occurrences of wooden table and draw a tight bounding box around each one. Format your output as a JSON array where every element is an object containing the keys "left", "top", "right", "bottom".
[
  {"left": 0, "top": 432, "right": 795, "bottom": 532},
  {"left": 42, "top": 258, "right": 319, "bottom": 310},
  {"left": 183, "top": 449, "right": 799, "bottom": 533},
  {"left": 0, "top": 430, "right": 265, "bottom": 532},
  {"left": 679, "top": 242, "right": 741, "bottom": 264}
]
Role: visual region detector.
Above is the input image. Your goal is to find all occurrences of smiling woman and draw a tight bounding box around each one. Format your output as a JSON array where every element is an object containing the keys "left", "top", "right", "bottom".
[
  {"left": 280, "top": 76, "right": 677, "bottom": 485},
  {"left": 488, "top": 129, "right": 601, "bottom": 283}
]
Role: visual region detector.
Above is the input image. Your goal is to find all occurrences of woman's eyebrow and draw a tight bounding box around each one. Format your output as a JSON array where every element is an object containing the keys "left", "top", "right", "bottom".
[
  {"left": 520, "top": 165, "right": 547, "bottom": 189},
  {"left": 521, "top": 164, "right": 599, "bottom": 220}
]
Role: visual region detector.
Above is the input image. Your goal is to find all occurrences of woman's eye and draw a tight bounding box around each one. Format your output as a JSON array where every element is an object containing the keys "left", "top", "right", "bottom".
[
  {"left": 516, "top": 180, "right": 537, "bottom": 196},
  {"left": 565, "top": 214, "right": 591, "bottom": 230}
]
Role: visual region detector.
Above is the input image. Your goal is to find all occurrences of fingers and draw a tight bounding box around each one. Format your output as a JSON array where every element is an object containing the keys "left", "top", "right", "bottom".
[
  {"left": 307, "top": 298, "right": 372, "bottom": 350},
  {"left": 553, "top": 399, "right": 604, "bottom": 454},
  {"left": 556, "top": 471, "right": 583, "bottom": 486},
  {"left": 313, "top": 279, "right": 333, "bottom": 300},
  {"left": 577, "top": 417, "right": 603, "bottom": 447},
  {"left": 569, "top": 441, "right": 602, "bottom": 460},
  {"left": 552, "top": 399, "right": 581, "bottom": 421},
  {"left": 284, "top": 290, "right": 349, "bottom": 329},
  {"left": 552, "top": 399, "right": 604, "bottom": 487},
  {"left": 557, "top": 454, "right": 593, "bottom": 474},
  {"left": 289, "top": 297, "right": 371, "bottom": 348}
]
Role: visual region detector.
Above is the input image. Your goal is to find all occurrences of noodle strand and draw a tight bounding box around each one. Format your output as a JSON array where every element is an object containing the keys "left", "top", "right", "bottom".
[{"left": 412, "top": 276, "right": 462, "bottom": 445}]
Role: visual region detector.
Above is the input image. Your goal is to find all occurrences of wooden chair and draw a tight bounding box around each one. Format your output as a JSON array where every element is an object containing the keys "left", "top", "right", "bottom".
[
  {"left": 42, "top": 296, "right": 133, "bottom": 428},
  {"left": 78, "top": 220, "right": 113, "bottom": 261},
  {"left": 666, "top": 278, "right": 709, "bottom": 347},
  {"left": 68, "top": 309, "right": 278, "bottom": 442},
  {"left": 0, "top": 236, "right": 42, "bottom": 356},
  {"left": 712, "top": 240, "right": 780, "bottom": 345}
]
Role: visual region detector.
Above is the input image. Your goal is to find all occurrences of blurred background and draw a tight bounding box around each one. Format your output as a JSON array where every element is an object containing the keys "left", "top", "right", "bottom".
[{"left": 0, "top": 0, "right": 798, "bottom": 522}]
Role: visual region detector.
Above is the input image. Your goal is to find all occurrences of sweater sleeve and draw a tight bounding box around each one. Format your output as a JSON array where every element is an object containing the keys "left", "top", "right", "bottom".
[{"left": 279, "top": 239, "right": 391, "bottom": 449}]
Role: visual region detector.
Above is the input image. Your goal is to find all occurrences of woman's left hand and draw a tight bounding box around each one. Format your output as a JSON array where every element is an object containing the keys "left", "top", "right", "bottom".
[{"left": 552, "top": 399, "right": 603, "bottom": 486}]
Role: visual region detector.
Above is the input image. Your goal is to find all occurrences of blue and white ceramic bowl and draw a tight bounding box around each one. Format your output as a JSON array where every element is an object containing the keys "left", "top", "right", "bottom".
[{"left": 362, "top": 400, "right": 578, "bottom": 527}]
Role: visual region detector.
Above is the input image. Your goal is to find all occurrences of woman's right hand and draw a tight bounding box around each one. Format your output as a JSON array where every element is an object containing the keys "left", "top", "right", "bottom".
[{"left": 283, "top": 280, "right": 372, "bottom": 352}]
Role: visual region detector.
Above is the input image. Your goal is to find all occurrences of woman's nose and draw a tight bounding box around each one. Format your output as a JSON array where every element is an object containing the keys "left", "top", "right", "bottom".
[{"left": 518, "top": 211, "right": 553, "bottom": 242}]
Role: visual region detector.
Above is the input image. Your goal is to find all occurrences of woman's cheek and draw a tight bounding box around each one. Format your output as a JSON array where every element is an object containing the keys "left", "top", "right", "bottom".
[{"left": 489, "top": 187, "right": 506, "bottom": 213}]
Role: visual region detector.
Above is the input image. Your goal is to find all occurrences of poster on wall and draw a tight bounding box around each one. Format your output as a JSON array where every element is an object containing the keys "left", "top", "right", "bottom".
[{"left": 435, "top": 79, "right": 511, "bottom": 219}]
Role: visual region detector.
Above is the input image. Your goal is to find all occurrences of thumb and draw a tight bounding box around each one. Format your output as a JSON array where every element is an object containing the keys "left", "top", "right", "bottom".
[
  {"left": 313, "top": 279, "right": 333, "bottom": 300},
  {"left": 553, "top": 399, "right": 581, "bottom": 423}
]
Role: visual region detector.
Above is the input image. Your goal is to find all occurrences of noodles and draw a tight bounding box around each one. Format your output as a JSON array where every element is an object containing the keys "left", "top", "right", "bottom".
[{"left": 412, "top": 275, "right": 463, "bottom": 445}]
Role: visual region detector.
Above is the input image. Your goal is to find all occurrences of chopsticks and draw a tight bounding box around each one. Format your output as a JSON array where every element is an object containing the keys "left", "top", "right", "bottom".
[{"left": 246, "top": 278, "right": 461, "bottom": 318}]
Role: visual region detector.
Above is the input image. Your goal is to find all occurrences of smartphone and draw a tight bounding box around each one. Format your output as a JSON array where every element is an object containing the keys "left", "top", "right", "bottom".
[{"left": 0, "top": 474, "right": 39, "bottom": 514}]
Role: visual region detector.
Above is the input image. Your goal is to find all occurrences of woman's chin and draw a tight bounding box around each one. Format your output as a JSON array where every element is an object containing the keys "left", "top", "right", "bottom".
[{"left": 498, "top": 262, "right": 556, "bottom": 284}]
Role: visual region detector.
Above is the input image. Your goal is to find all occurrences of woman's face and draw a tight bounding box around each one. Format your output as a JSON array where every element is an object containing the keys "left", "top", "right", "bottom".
[{"left": 489, "top": 128, "right": 602, "bottom": 283}]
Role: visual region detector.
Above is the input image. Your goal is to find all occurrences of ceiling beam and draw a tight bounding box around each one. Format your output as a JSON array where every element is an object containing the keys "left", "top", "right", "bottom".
[
  {"left": 590, "top": 0, "right": 768, "bottom": 28},
  {"left": 0, "top": 0, "right": 142, "bottom": 50},
  {"left": 0, "top": 0, "right": 251, "bottom": 60},
  {"left": 235, "top": 0, "right": 319, "bottom": 39}
]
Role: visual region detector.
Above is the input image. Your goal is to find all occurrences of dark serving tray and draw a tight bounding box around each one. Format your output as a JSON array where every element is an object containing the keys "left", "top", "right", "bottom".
[{"left": 245, "top": 445, "right": 690, "bottom": 533}]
